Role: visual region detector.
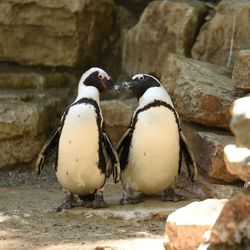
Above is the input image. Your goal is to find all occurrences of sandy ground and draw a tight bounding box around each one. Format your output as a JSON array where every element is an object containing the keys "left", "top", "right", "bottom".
[
  {"left": 0, "top": 165, "right": 242, "bottom": 250},
  {"left": 0, "top": 166, "right": 185, "bottom": 250}
]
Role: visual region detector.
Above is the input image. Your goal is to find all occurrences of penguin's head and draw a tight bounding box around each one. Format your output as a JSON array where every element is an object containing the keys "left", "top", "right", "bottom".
[
  {"left": 79, "top": 67, "right": 119, "bottom": 93},
  {"left": 123, "top": 74, "right": 161, "bottom": 99}
]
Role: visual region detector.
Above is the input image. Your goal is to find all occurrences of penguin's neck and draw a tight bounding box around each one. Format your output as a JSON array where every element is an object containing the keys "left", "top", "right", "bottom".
[
  {"left": 138, "top": 86, "right": 174, "bottom": 108},
  {"left": 74, "top": 85, "right": 100, "bottom": 104}
]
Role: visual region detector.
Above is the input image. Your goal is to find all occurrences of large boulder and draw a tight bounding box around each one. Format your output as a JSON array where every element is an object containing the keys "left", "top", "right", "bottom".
[
  {"left": 204, "top": 190, "right": 250, "bottom": 249},
  {"left": 161, "top": 54, "right": 237, "bottom": 129},
  {"left": 192, "top": 0, "right": 250, "bottom": 69},
  {"left": 232, "top": 50, "right": 250, "bottom": 91},
  {"left": 0, "top": 0, "right": 115, "bottom": 67},
  {"left": 164, "top": 199, "right": 227, "bottom": 250},
  {"left": 122, "top": 0, "right": 207, "bottom": 76}
]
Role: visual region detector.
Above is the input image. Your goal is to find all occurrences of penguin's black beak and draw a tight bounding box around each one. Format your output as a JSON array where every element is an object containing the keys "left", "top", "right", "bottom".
[{"left": 106, "top": 79, "right": 120, "bottom": 92}]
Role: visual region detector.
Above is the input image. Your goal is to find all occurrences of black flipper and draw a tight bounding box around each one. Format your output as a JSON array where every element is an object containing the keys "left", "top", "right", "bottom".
[
  {"left": 102, "top": 131, "right": 120, "bottom": 183},
  {"left": 179, "top": 130, "right": 197, "bottom": 181},
  {"left": 116, "top": 128, "right": 132, "bottom": 171},
  {"left": 36, "top": 127, "right": 61, "bottom": 175}
]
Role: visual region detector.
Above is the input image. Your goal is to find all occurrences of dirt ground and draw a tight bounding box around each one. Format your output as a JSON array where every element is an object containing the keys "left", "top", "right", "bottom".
[
  {"left": 0, "top": 166, "right": 170, "bottom": 250},
  {"left": 0, "top": 165, "right": 242, "bottom": 250}
]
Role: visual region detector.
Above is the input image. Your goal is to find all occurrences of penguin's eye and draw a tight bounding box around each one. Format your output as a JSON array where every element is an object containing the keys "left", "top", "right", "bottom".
[
  {"left": 98, "top": 74, "right": 104, "bottom": 80},
  {"left": 138, "top": 75, "right": 144, "bottom": 80}
]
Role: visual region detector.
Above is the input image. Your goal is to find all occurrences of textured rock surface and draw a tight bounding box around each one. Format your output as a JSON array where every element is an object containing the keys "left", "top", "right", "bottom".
[
  {"left": 122, "top": 0, "right": 207, "bottom": 76},
  {"left": 206, "top": 190, "right": 250, "bottom": 249},
  {"left": 182, "top": 124, "right": 238, "bottom": 182},
  {"left": 230, "top": 96, "right": 250, "bottom": 148},
  {"left": 161, "top": 54, "right": 237, "bottom": 128},
  {"left": 192, "top": 0, "right": 250, "bottom": 69},
  {"left": 232, "top": 50, "right": 250, "bottom": 91},
  {"left": 224, "top": 145, "right": 250, "bottom": 183},
  {"left": 164, "top": 199, "right": 227, "bottom": 250},
  {"left": 0, "top": 0, "right": 115, "bottom": 67},
  {"left": 101, "top": 99, "right": 136, "bottom": 144}
]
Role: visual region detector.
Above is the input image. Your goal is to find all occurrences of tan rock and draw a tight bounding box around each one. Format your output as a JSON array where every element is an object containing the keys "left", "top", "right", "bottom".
[
  {"left": 101, "top": 99, "right": 136, "bottom": 144},
  {"left": 0, "top": 134, "right": 47, "bottom": 169},
  {"left": 0, "top": 71, "right": 75, "bottom": 89},
  {"left": 164, "top": 199, "right": 227, "bottom": 250},
  {"left": 0, "top": 98, "right": 58, "bottom": 140},
  {"left": 192, "top": 0, "right": 250, "bottom": 69},
  {"left": 122, "top": 0, "right": 207, "bottom": 76},
  {"left": 207, "top": 190, "right": 250, "bottom": 248},
  {"left": 232, "top": 50, "right": 250, "bottom": 91},
  {"left": 161, "top": 54, "right": 235, "bottom": 128},
  {"left": 182, "top": 124, "right": 238, "bottom": 182},
  {"left": 230, "top": 96, "right": 250, "bottom": 148},
  {"left": 224, "top": 145, "right": 250, "bottom": 183},
  {"left": 0, "top": 0, "right": 115, "bottom": 67}
]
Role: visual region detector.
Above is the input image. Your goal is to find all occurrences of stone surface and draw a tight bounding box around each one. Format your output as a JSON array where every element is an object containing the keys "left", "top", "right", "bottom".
[
  {"left": 161, "top": 54, "right": 238, "bottom": 128},
  {"left": 182, "top": 124, "right": 238, "bottom": 182},
  {"left": 192, "top": 0, "right": 250, "bottom": 69},
  {"left": 0, "top": 0, "right": 115, "bottom": 67},
  {"left": 164, "top": 199, "right": 227, "bottom": 250},
  {"left": 206, "top": 189, "right": 250, "bottom": 249},
  {"left": 230, "top": 96, "right": 250, "bottom": 148},
  {"left": 101, "top": 99, "right": 136, "bottom": 144},
  {"left": 122, "top": 0, "right": 207, "bottom": 76},
  {"left": 224, "top": 145, "right": 250, "bottom": 183},
  {"left": 232, "top": 50, "right": 250, "bottom": 91}
]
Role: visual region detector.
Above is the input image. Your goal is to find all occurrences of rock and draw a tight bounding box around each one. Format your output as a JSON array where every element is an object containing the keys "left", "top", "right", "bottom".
[
  {"left": 122, "top": 0, "right": 207, "bottom": 76},
  {"left": 232, "top": 50, "right": 250, "bottom": 91},
  {"left": 164, "top": 199, "right": 227, "bottom": 250},
  {"left": 0, "top": 134, "right": 47, "bottom": 169},
  {"left": 224, "top": 145, "right": 250, "bottom": 183},
  {"left": 101, "top": 99, "right": 136, "bottom": 144},
  {"left": 161, "top": 54, "right": 237, "bottom": 128},
  {"left": 0, "top": 0, "right": 115, "bottom": 67},
  {"left": 230, "top": 96, "right": 250, "bottom": 148},
  {"left": 0, "top": 98, "right": 58, "bottom": 140},
  {"left": 205, "top": 190, "right": 250, "bottom": 249},
  {"left": 192, "top": 0, "right": 250, "bottom": 69},
  {"left": 0, "top": 71, "right": 75, "bottom": 89},
  {"left": 182, "top": 124, "right": 238, "bottom": 182}
]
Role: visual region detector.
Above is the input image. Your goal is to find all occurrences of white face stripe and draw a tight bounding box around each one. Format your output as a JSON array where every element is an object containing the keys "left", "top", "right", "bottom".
[
  {"left": 132, "top": 73, "right": 162, "bottom": 85},
  {"left": 79, "top": 67, "right": 111, "bottom": 85}
]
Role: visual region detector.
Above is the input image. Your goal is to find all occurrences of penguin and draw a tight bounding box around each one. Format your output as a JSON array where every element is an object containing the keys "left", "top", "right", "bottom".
[
  {"left": 117, "top": 74, "right": 197, "bottom": 204},
  {"left": 36, "top": 67, "right": 120, "bottom": 211}
]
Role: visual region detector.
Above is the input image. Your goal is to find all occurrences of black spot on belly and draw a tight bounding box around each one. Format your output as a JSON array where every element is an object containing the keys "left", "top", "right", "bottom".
[
  {"left": 69, "top": 140, "right": 71, "bottom": 144},
  {"left": 66, "top": 172, "right": 69, "bottom": 175},
  {"left": 78, "top": 115, "right": 80, "bottom": 117},
  {"left": 143, "top": 152, "right": 146, "bottom": 156},
  {"left": 76, "top": 159, "right": 79, "bottom": 162}
]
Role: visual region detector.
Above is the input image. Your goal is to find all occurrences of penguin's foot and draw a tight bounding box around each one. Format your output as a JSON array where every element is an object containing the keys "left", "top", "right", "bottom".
[
  {"left": 87, "top": 188, "right": 107, "bottom": 209},
  {"left": 161, "top": 187, "right": 185, "bottom": 202},
  {"left": 78, "top": 193, "right": 95, "bottom": 202},
  {"left": 56, "top": 192, "right": 79, "bottom": 212},
  {"left": 120, "top": 196, "right": 140, "bottom": 205}
]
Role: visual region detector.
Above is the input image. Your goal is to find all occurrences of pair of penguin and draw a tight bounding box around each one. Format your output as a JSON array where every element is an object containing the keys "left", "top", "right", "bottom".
[{"left": 36, "top": 67, "right": 197, "bottom": 211}]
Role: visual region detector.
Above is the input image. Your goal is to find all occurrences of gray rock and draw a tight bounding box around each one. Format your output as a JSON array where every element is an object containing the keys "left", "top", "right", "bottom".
[
  {"left": 0, "top": 0, "right": 116, "bottom": 67},
  {"left": 122, "top": 0, "right": 207, "bottom": 76},
  {"left": 161, "top": 54, "right": 237, "bottom": 128},
  {"left": 192, "top": 0, "right": 250, "bottom": 69},
  {"left": 182, "top": 123, "right": 238, "bottom": 182}
]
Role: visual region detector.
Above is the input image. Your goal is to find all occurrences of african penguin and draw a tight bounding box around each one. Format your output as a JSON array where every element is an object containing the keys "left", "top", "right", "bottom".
[
  {"left": 36, "top": 67, "right": 120, "bottom": 211},
  {"left": 117, "top": 74, "right": 197, "bottom": 204}
]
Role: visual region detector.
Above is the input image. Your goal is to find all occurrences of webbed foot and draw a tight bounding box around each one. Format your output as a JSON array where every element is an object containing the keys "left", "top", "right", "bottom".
[
  {"left": 56, "top": 192, "right": 79, "bottom": 212},
  {"left": 87, "top": 188, "right": 107, "bottom": 209},
  {"left": 161, "top": 187, "right": 185, "bottom": 202}
]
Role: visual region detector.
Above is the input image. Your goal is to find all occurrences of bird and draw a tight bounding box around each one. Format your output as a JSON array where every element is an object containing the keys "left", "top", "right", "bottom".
[
  {"left": 36, "top": 67, "right": 120, "bottom": 211},
  {"left": 117, "top": 73, "right": 197, "bottom": 204}
]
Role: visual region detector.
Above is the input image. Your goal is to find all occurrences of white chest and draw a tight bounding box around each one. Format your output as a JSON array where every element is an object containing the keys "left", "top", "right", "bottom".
[
  {"left": 56, "top": 103, "right": 105, "bottom": 195},
  {"left": 123, "top": 106, "right": 180, "bottom": 194}
]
